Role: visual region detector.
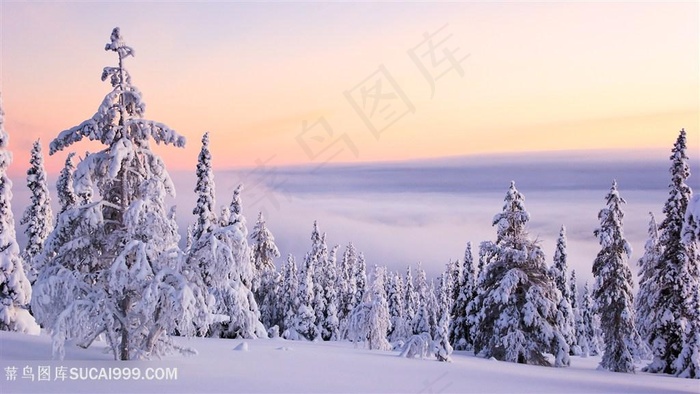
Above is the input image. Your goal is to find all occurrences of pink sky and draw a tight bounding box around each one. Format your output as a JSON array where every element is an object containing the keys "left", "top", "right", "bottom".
[{"left": 1, "top": 2, "right": 698, "bottom": 176}]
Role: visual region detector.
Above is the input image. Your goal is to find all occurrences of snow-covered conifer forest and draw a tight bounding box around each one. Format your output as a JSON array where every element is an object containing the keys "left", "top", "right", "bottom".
[{"left": 0, "top": 27, "right": 698, "bottom": 393}]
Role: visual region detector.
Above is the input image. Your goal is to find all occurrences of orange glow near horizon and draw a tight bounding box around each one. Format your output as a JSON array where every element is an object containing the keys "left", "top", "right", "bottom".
[{"left": 1, "top": 2, "right": 698, "bottom": 178}]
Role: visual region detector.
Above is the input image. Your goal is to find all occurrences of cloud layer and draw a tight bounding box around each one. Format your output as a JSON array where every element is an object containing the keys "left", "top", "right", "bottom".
[{"left": 9, "top": 150, "right": 697, "bottom": 287}]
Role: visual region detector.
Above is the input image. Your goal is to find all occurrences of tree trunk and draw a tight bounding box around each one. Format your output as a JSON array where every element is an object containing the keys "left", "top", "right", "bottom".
[{"left": 119, "top": 294, "right": 131, "bottom": 360}]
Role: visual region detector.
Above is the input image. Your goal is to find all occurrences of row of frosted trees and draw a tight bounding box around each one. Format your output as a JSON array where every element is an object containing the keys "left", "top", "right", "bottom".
[{"left": 0, "top": 28, "right": 697, "bottom": 377}]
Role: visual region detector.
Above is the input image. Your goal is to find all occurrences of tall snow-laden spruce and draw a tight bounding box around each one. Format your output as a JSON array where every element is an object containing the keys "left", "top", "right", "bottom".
[
  {"left": 20, "top": 139, "right": 54, "bottom": 282},
  {"left": 672, "top": 192, "right": 700, "bottom": 378},
  {"left": 56, "top": 152, "right": 77, "bottom": 215},
  {"left": 192, "top": 132, "right": 216, "bottom": 242},
  {"left": 367, "top": 265, "right": 392, "bottom": 350},
  {"left": 355, "top": 252, "right": 368, "bottom": 309},
  {"left": 635, "top": 212, "right": 662, "bottom": 345},
  {"left": 281, "top": 254, "right": 300, "bottom": 339},
  {"left": 569, "top": 269, "right": 582, "bottom": 355},
  {"left": 434, "top": 272, "right": 454, "bottom": 362},
  {"left": 212, "top": 185, "right": 266, "bottom": 339},
  {"left": 296, "top": 251, "right": 317, "bottom": 340},
  {"left": 250, "top": 211, "right": 282, "bottom": 331},
  {"left": 578, "top": 281, "right": 602, "bottom": 357},
  {"left": 185, "top": 137, "right": 267, "bottom": 339},
  {"left": 452, "top": 242, "right": 477, "bottom": 350},
  {"left": 404, "top": 266, "right": 418, "bottom": 333},
  {"left": 0, "top": 94, "right": 39, "bottom": 334},
  {"left": 182, "top": 132, "right": 218, "bottom": 335},
  {"left": 322, "top": 244, "right": 340, "bottom": 341},
  {"left": 338, "top": 242, "right": 358, "bottom": 335},
  {"left": 592, "top": 180, "right": 644, "bottom": 373},
  {"left": 549, "top": 226, "right": 577, "bottom": 354},
  {"left": 411, "top": 263, "right": 431, "bottom": 336},
  {"left": 387, "top": 271, "right": 409, "bottom": 342},
  {"left": 468, "top": 181, "right": 569, "bottom": 367},
  {"left": 309, "top": 226, "right": 332, "bottom": 340},
  {"left": 251, "top": 212, "right": 280, "bottom": 281},
  {"left": 642, "top": 129, "right": 698, "bottom": 376},
  {"left": 346, "top": 265, "right": 392, "bottom": 350},
  {"left": 569, "top": 270, "right": 578, "bottom": 311},
  {"left": 442, "top": 260, "right": 458, "bottom": 320},
  {"left": 32, "top": 28, "right": 206, "bottom": 360}
]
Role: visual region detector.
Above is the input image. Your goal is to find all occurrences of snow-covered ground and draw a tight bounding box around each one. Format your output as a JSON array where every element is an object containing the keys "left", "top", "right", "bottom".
[{"left": 1, "top": 331, "right": 697, "bottom": 394}]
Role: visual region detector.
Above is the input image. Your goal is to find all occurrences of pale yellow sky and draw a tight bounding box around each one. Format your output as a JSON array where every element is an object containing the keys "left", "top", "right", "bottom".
[{"left": 1, "top": 1, "right": 698, "bottom": 176}]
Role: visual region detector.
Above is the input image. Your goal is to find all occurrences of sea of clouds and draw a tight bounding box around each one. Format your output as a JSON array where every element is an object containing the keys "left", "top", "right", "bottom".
[{"left": 10, "top": 149, "right": 699, "bottom": 287}]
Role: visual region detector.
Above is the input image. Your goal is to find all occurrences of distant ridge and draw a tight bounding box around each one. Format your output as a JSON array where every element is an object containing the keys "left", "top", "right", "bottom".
[{"left": 214, "top": 149, "right": 698, "bottom": 195}]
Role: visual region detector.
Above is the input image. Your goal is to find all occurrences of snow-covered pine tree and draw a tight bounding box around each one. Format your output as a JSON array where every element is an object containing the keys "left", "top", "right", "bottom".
[
  {"left": 569, "top": 269, "right": 582, "bottom": 355},
  {"left": 345, "top": 299, "right": 370, "bottom": 346},
  {"left": 367, "top": 265, "right": 391, "bottom": 350},
  {"left": 569, "top": 270, "right": 578, "bottom": 311},
  {"left": 577, "top": 281, "right": 601, "bottom": 357},
  {"left": 673, "top": 289, "right": 700, "bottom": 379},
  {"left": 281, "top": 254, "right": 300, "bottom": 339},
  {"left": 551, "top": 226, "right": 570, "bottom": 297},
  {"left": 355, "top": 252, "right": 368, "bottom": 308},
  {"left": 0, "top": 94, "right": 38, "bottom": 334},
  {"left": 643, "top": 129, "right": 697, "bottom": 376},
  {"left": 227, "top": 184, "right": 255, "bottom": 286},
  {"left": 338, "top": 249, "right": 368, "bottom": 341},
  {"left": 337, "top": 242, "right": 358, "bottom": 335},
  {"left": 258, "top": 267, "right": 282, "bottom": 334},
  {"left": 592, "top": 180, "right": 644, "bottom": 373},
  {"left": 322, "top": 244, "right": 340, "bottom": 341},
  {"left": 451, "top": 242, "right": 476, "bottom": 350},
  {"left": 427, "top": 280, "right": 440, "bottom": 340},
  {"left": 296, "top": 252, "right": 318, "bottom": 340},
  {"left": 549, "top": 225, "right": 577, "bottom": 355},
  {"left": 214, "top": 185, "right": 266, "bottom": 339},
  {"left": 185, "top": 147, "right": 263, "bottom": 339},
  {"left": 635, "top": 212, "right": 662, "bottom": 345},
  {"left": 671, "top": 192, "right": 700, "bottom": 378},
  {"left": 55, "top": 152, "right": 77, "bottom": 216},
  {"left": 181, "top": 134, "right": 225, "bottom": 336},
  {"left": 250, "top": 211, "right": 280, "bottom": 285},
  {"left": 192, "top": 132, "right": 216, "bottom": 243},
  {"left": 346, "top": 265, "right": 392, "bottom": 350},
  {"left": 311, "top": 230, "right": 329, "bottom": 340},
  {"left": 448, "top": 254, "right": 464, "bottom": 347},
  {"left": 387, "top": 271, "right": 409, "bottom": 343},
  {"left": 428, "top": 276, "right": 440, "bottom": 338},
  {"left": 250, "top": 211, "right": 282, "bottom": 331},
  {"left": 20, "top": 139, "right": 53, "bottom": 282},
  {"left": 33, "top": 28, "right": 206, "bottom": 360},
  {"left": 434, "top": 272, "right": 453, "bottom": 362},
  {"left": 412, "top": 263, "right": 431, "bottom": 336},
  {"left": 469, "top": 181, "right": 569, "bottom": 367},
  {"left": 33, "top": 155, "right": 106, "bottom": 339},
  {"left": 404, "top": 266, "right": 418, "bottom": 333},
  {"left": 443, "top": 259, "right": 459, "bottom": 319}
]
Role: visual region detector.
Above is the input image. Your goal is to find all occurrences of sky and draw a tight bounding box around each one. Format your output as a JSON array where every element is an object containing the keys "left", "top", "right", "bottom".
[{"left": 1, "top": 1, "right": 698, "bottom": 177}]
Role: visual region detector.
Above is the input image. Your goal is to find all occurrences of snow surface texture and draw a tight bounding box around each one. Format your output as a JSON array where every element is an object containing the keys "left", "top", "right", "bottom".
[{"left": 1, "top": 330, "right": 697, "bottom": 394}]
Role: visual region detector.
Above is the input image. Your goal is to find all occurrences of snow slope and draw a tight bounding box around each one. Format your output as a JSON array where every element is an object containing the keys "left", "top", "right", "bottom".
[{"left": 1, "top": 331, "right": 697, "bottom": 394}]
